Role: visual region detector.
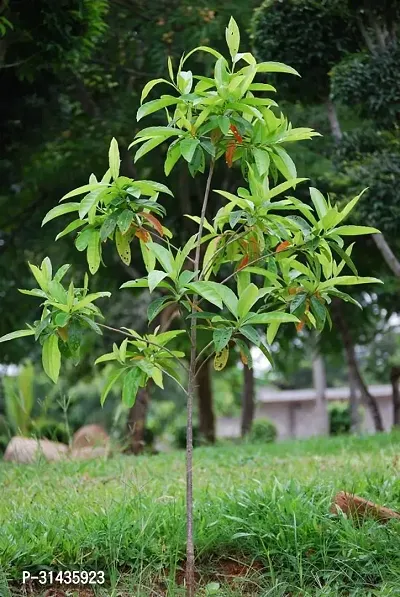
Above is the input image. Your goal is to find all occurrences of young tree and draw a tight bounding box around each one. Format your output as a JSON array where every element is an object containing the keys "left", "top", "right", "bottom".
[{"left": 0, "top": 19, "right": 381, "bottom": 595}]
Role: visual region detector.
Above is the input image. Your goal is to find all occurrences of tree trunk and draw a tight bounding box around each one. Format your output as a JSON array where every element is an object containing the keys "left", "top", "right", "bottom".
[
  {"left": 349, "top": 368, "right": 361, "bottom": 434},
  {"left": 333, "top": 302, "right": 384, "bottom": 432},
  {"left": 312, "top": 351, "right": 329, "bottom": 435},
  {"left": 390, "top": 366, "right": 400, "bottom": 427},
  {"left": 326, "top": 98, "right": 343, "bottom": 143},
  {"left": 197, "top": 360, "right": 215, "bottom": 443},
  {"left": 126, "top": 387, "right": 149, "bottom": 454},
  {"left": 241, "top": 365, "right": 255, "bottom": 437},
  {"left": 372, "top": 233, "right": 400, "bottom": 278}
]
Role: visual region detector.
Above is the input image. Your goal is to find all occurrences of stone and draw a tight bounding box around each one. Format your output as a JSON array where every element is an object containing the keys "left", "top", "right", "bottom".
[
  {"left": 3, "top": 436, "right": 68, "bottom": 464},
  {"left": 72, "top": 424, "right": 109, "bottom": 450}
]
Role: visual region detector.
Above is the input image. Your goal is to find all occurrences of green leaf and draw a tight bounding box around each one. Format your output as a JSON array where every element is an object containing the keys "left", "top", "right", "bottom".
[
  {"left": 55, "top": 219, "right": 85, "bottom": 241},
  {"left": 100, "top": 213, "right": 119, "bottom": 240},
  {"left": 72, "top": 292, "right": 111, "bottom": 312},
  {"left": 216, "top": 286, "right": 239, "bottom": 317},
  {"left": 226, "top": 16, "right": 240, "bottom": 59},
  {"left": 180, "top": 138, "right": 200, "bottom": 163},
  {"left": 331, "top": 225, "right": 380, "bottom": 236},
  {"left": 140, "top": 239, "right": 156, "bottom": 273},
  {"left": 141, "top": 78, "right": 173, "bottom": 103},
  {"left": 240, "top": 325, "right": 261, "bottom": 346},
  {"left": 95, "top": 352, "right": 117, "bottom": 365},
  {"left": 117, "top": 209, "right": 134, "bottom": 235},
  {"left": 28, "top": 263, "right": 48, "bottom": 291},
  {"left": 165, "top": 142, "right": 181, "bottom": 176},
  {"left": 267, "top": 321, "right": 280, "bottom": 345},
  {"left": 54, "top": 264, "right": 71, "bottom": 283},
  {"left": 310, "top": 296, "right": 326, "bottom": 330},
  {"left": 18, "top": 288, "right": 48, "bottom": 298},
  {"left": 271, "top": 147, "right": 297, "bottom": 180},
  {"left": 134, "top": 136, "right": 167, "bottom": 162},
  {"left": 115, "top": 228, "right": 131, "bottom": 265},
  {"left": 137, "top": 96, "right": 179, "bottom": 121},
  {"left": 148, "top": 297, "right": 174, "bottom": 323},
  {"left": 148, "top": 270, "right": 169, "bottom": 293},
  {"left": 101, "top": 368, "right": 125, "bottom": 405},
  {"left": 237, "top": 283, "right": 259, "bottom": 320},
  {"left": 253, "top": 148, "right": 270, "bottom": 176},
  {"left": 42, "top": 335, "right": 61, "bottom": 383},
  {"left": 257, "top": 61, "right": 300, "bottom": 76},
  {"left": 319, "top": 276, "right": 382, "bottom": 290},
  {"left": 151, "top": 367, "right": 164, "bottom": 389},
  {"left": 213, "top": 328, "right": 233, "bottom": 352},
  {"left": 0, "top": 329, "right": 35, "bottom": 343},
  {"left": 244, "top": 312, "right": 299, "bottom": 325},
  {"left": 148, "top": 242, "right": 175, "bottom": 274},
  {"left": 309, "top": 187, "right": 328, "bottom": 219},
  {"left": 109, "top": 138, "right": 120, "bottom": 180},
  {"left": 269, "top": 178, "right": 307, "bottom": 199},
  {"left": 54, "top": 312, "right": 70, "bottom": 327},
  {"left": 87, "top": 230, "right": 101, "bottom": 274},
  {"left": 78, "top": 189, "right": 102, "bottom": 220},
  {"left": 42, "top": 203, "right": 80, "bottom": 226},
  {"left": 186, "top": 282, "right": 223, "bottom": 309},
  {"left": 61, "top": 183, "right": 106, "bottom": 201}
]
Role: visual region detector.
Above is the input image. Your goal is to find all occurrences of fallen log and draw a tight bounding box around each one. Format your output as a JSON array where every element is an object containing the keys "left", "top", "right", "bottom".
[{"left": 331, "top": 491, "right": 400, "bottom": 523}]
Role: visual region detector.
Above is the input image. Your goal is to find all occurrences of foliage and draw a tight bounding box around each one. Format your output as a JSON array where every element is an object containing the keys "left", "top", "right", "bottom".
[
  {"left": 328, "top": 401, "right": 352, "bottom": 435},
  {"left": 1, "top": 0, "right": 109, "bottom": 79},
  {"left": 0, "top": 20, "right": 380, "bottom": 397},
  {"left": 252, "top": 0, "right": 359, "bottom": 103},
  {"left": 2, "top": 362, "right": 34, "bottom": 435},
  {"left": 174, "top": 424, "right": 201, "bottom": 449},
  {"left": 247, "top": 417, "right": 277, "bottom": 443},
  {"left": 331, "top": 45, "right": 400, "bottom": 128},
  {"left": 335, "top": 131, "right": 400, "bottom": 237}
]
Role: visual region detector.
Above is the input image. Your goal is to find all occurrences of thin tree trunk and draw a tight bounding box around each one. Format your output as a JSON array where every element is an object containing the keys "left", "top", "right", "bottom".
[
  {"left": 186, "top": 160, "right": 215, "bottom": 596},
  {"left": 241, "top": 365, "right": 255, "bottom": 437},
  {"left": 197, "top": 360, "right": 215, "bottom": 443},
  {"left": 326, "top": 98, "right": 343, "bottom": 143},
  {"left": 349, "top": 368, "right": 361, "bottom": 433},
  {"left": 333, "top": 301, "right": 384, "bottom": 432},
  {"left": 312, "top": 351, "right": 329, "bottom": 435},
  {"left": 372, "top": 233, "right": 400, "bottom": 277},
  {"left": 390, "top": 366, "right": 400, "bottom": 427},
  {"left": 126, "top": 388, "right": 149, "bottom": 454}
]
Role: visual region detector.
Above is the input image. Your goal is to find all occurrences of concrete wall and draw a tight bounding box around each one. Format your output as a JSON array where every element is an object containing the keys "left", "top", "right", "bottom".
[{"left": 216, "top": 391, "right": 394, "bottom": 440}]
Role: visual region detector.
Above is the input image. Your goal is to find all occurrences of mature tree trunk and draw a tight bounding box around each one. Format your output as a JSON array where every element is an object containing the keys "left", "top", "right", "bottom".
[
  {"left": 241, "top": 365, "right": 255, "bottom": 437},
  {"left": 312, "top": 352, "right": 329, "bottom": 435},
  {"left": 197, "top": 360, "right": 215, "bottom": 443},
  {"left": 372, "top": 233, "right": 400, "bottom": 278},
  {"left": 390, "top": 366, "right": 400, "bottom": 427},
  {"left": 349, "top": 368, "right": 361, "bottom": 433},
  {"left": 126, "top": 387, "right": 149, "bottom": 454},
  {"left": 333, "top": 302, "right": 384, "bottom": 432}
]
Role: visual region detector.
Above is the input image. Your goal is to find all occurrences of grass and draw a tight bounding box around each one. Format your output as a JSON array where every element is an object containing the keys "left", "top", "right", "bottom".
[{"left": 1, "top": 432, "right": 400, "bottom": 596}]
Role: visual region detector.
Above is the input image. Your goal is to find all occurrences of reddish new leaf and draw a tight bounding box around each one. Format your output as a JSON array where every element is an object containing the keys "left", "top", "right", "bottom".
[
  {"left": 230, "top": 124, "right": 243, "bottom": 143},
  {"left": 135, "top": 228, "right": 151, "bottom": 243},
  {"left": 275, "top": 240, "right": 291, "bottom": 253},
  {"left": 139, "top": 211, "right": 164, "bottom": 237},
  {"left": 225, "top": 141, "right": 236, "bottom": 168}
]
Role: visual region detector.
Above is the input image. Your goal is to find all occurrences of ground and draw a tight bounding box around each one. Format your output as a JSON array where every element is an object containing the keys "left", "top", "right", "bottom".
[{"left": 1, "top": 433, "right": 400, "bottom": 596}]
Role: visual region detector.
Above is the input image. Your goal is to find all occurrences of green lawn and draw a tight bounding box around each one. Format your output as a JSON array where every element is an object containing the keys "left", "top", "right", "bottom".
[{"left": 1, "top": 432, "right": 400, "bottom": 596}]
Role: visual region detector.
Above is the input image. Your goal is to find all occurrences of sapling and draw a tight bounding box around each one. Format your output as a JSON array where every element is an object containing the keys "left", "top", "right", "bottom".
[{"left": 0, "top": 18, "right": 381, "bottom": 596}]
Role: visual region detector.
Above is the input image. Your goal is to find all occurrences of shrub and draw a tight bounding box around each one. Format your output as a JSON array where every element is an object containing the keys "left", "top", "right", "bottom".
[
  {"left": 174, "top": 425, "right": 200, "bottom": 450},
  {"left": 248, "top": 418, "right": 277, "bottom": 444},
  {"left": 329, "top": 401, "right": 351, "bottom": 435}
]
